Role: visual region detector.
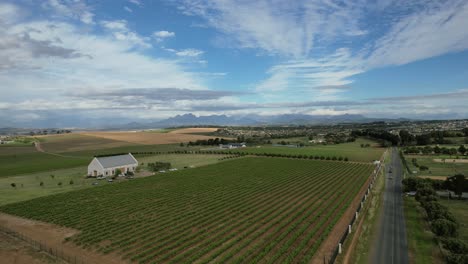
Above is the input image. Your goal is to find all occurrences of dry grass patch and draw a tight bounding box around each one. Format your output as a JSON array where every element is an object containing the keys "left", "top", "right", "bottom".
[{"left": 81, "top": 131, "right": 217, "bottom": 145}]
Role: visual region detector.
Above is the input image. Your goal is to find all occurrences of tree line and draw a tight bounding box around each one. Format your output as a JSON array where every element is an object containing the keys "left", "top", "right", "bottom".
[{"left": 403, "top": 175, "right": 468, "bottom": 263}]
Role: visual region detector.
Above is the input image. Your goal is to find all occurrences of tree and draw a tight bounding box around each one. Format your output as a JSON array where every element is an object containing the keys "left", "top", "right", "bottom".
[
  {"left": 431, "top": 219, "right": 459, "bottom": 237},
  {"left": 441, "top": 238, "right": 468, "bottom": 254},
  {"left": 416, "top": 134, "right": 432, "bottom": 145},
  {"left": 69, "top": 179, "right": 74, "bottom": 185},
  {"left": 399, "top": 130, "right": 414, "bottom": 146},
  {"left": 57, "top": 182, "right": 62, "bottom": 187},
  {"left": 446, "top": 174, "right": 466, "bottom": 199},
  {"left": 50, "top": 174, "right": 55, "bottom": 179},
  {"left": 179, "top": 142, "right": 184, "bottom": 147},
  {"left": 459, "top": 145, "right": 466, "bottom": 155},
  {"left": 114, "top": 168, "right": 122, "bottom": 177},
  {"left": 462, "top": 128, "right": 468, "bottom": 137},
  {"left": 40, "top": 181, "right": 44, "bottom": 187},
  {"left": 434, "top": 146, "right": 441, "bottom": 154},
  {"left": 11, "top": 183, "right": 16, "bottom": 188}
]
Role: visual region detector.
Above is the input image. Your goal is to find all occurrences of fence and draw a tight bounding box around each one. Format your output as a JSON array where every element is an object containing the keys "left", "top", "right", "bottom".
[
  {"left": 0, "top": 225, "right": 86, "bottom": 264},
  {"left": 328, "top": 150, "right": 386, "bottom": 264}
]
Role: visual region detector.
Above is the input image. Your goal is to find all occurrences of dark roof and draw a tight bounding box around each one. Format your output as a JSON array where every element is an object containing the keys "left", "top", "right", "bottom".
[{"left": 96, "top": 154, "right": 137, "bottom": 169}]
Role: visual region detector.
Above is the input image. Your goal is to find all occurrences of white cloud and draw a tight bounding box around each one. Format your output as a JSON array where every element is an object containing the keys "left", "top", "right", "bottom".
[
  {"left": 124, "top": 6, "right": 133, "bottom": 13},
  {"left": 100, "top": 20, "right": 151, "bottom": 48},
  {"left": 42, "top": 0, "right": 95, "bottom": 24},
  {"left": 128, "top": 0, "right": 142, "bottom": 6},
  {"left": 153, "top": 30, "right": 175, "bottom": 42},
  {"left": 175, "top": 48, "right": 204, "bottom": 57}
]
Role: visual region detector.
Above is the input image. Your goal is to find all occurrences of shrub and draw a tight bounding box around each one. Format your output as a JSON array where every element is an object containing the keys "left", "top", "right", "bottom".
[
  {"left": 57, "top": 182, "right": 63, "bottom": 187},
  {"left": 441, "top": 238, "right": 468, "bottom": 254},
  {"left": 11, "top": 183, "right": 16, "bottom": 188},
  {"left": 420, "top": 165, "right": 429, "bottom": 171},
  {"left": 69, "top": 180, "right": 74, "bottom": 185},
  {"left": 431, "top": 218, "right": 459, "bottom": 237},
  {"left": 446, "top": 253, "right": 468, "bottom": 264},
  {"left": 40, "top": 181, "right": 44, "bottom": 187}
]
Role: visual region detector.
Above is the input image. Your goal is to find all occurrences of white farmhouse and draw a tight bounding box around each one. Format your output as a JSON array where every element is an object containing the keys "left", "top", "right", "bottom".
[{"left": 87, "top": 153, "right": 138, "bottom": 177}]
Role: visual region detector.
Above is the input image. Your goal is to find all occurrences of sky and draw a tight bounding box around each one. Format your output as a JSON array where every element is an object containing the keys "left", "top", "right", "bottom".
[{"left": 1, "top": 0, "right": 468, "bottom": 127}]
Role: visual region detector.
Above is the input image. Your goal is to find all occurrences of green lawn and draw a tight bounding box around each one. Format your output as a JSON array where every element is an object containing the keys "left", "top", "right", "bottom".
[
  {"left": 439, "top": 199, "right": 468, "bottom": 243},
  {"left": 224, "top": 138, "right": 384, "bottom": 162},
  {"left": 404, "top": 197, "right": 444, "bottom": 264},
  {"left": 405, "top": 155, "right": 468, "bottom": 177},
  {"left": 0, "top": 166, "right": 94, "bottom": 206}
]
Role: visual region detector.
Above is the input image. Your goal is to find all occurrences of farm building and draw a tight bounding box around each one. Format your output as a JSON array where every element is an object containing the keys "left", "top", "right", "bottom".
[
  {"left": 87, "top": 153, "right": 138, "bottom": 177},
  {"left": 219, "top": 142, "right": 246, "bottom": 149}
]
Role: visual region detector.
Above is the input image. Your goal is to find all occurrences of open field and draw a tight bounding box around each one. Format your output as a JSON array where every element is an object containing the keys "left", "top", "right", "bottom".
[
  {"left": 404, "top": 197, "right": 444, "bottom": 264},
  {"left": 405, "top": 154, "right": 468, "bottom": 177},
  {"left": 80, "top": 131, "right": 219, "bottom": 145},
  {"left": 0, "top": 157, "right": 374, "bottom": 263},
  {"left": 223, "top": 138, "right": 384, "bottom": 162},
  {"left": 439, "top": 199, "right": 468, "bottom": 243},
  {"left": 38, "top": 134, "right": 133, "bottom": 153}
]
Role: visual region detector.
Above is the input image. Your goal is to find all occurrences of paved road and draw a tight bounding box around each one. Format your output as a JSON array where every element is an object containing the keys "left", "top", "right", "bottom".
[{"left": 371, "top": 147, "right": 409, "bottom": 264}]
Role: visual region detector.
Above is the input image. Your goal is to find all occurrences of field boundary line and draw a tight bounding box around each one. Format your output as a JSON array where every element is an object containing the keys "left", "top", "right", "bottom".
[{"left": 327, "top": 148, "right": 387, "bottom": 264}]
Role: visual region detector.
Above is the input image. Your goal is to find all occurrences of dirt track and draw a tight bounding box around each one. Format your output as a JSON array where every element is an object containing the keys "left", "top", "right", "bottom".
[
  {"left": 81, "top": 131, "right": 217, "bottom": 145},
  {"left": 0, "top": 213, "right": 124, "bottom": 264}
]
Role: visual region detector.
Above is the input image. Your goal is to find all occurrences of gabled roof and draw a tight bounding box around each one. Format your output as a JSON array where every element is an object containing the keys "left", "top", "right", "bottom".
[{"left": 95, "top": 153, "right": 138, "bottom": 169}]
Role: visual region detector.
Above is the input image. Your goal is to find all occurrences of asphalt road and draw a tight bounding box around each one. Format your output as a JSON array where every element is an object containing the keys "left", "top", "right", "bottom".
[{"left": 371, "top": 147, "right": 409, "bottom": 264}]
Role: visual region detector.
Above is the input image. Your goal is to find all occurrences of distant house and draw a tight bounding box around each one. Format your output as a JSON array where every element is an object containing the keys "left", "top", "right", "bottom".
[
  {"left": 219, "top": 143, "right": 247, "bottom": 149},
  {"left": 87, "top": 153, "right": 138, "bottom": 177}
]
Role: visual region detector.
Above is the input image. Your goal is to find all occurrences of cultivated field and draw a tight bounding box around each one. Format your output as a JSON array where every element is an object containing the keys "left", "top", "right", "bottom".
[
  {"left": 0, "top": 157, "right": 374, "bottom": 263},
  {"left": 80, "top": 131, "right": 218, "bottom": 145},
  {"left": 223, "top": 139, "right": 384, "bottom": 162}
]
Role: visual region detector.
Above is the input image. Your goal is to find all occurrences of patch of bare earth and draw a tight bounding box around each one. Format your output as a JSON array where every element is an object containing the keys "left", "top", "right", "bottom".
[
  {"left": 433, "top": 158, "right": 468, "bottom": 163},
  {"left": 168, "top": 127, "right": 219, "bottom": 134},
  {"left": 418, "top": 175, "right": 448, "bottom": 180},
  {"left": 0, "top": 231, "right": 66, "bottom": 264},
  {"left": 0, "top": 213, "right": 126, "bottom": 264},
  {"left": 80, "top": 131, "right": 217, "bottom": 145},
  {"left": 311, "top": 173, "right": 373, "bottom": 264}
]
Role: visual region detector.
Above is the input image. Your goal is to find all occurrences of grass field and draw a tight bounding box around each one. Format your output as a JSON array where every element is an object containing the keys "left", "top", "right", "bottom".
[
  {"left": 404, "top": 197, "right": 444, "bottom": 264},
  {"left": 0, "top": 166, "right": 93, "bottom": 206},
  {"left": 224, "top": 138, "right": 384, "bottom": 162},
  {"left": 439, "top": 199, "right": 468, "bottom": 243},
  {"left": 0, "top": 157, "right": 374, "bottom": 263},
  {"left": 405, "top": 155, "right": 468, "bottom": 177}
]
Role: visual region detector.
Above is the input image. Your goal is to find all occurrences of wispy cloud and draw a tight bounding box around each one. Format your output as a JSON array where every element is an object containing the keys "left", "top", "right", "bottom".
[{"left": 175, "top": 48, "right": 204, "bottom": 57}]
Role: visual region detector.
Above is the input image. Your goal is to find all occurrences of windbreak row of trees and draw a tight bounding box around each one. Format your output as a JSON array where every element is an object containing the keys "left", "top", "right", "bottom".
[
  {"left": 403, "top": 176, "right": 468, "bottom": 263},
  {"left": 403, "top": 145, "right": 466, "bottom": 156}
]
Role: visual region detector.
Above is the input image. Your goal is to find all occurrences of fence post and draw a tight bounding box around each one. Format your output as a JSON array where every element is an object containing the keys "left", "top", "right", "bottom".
[{"left": 338, "top": 243, "right": 342, "bottom": 254}]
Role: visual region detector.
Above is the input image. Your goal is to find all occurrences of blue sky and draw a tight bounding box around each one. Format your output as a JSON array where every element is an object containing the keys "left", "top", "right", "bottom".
[{"left": 1, "top": 0, "right": 468, "bottom": 127}]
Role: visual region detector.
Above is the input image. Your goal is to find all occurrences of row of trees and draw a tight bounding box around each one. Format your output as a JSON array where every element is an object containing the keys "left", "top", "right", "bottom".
[
  {"left": 403, "top": 145, "right": 466, "bottom": 156},
  {"left": 147, "top": 162, "right": 171, "bottom": 172},
  {"left": 403, "top": 176, "right": 467, "bottom": 263},
  {"left": 401, "top": 129, "right": 468, "bottom": 146}
]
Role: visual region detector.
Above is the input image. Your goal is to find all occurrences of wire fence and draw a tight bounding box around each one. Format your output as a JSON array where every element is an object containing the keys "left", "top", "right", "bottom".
[
  {"left": 0, "top": 225, "right": 86, "bottom": 264},
  {"left": 328, "top": 150, "right": 386, "bottom": 264}
]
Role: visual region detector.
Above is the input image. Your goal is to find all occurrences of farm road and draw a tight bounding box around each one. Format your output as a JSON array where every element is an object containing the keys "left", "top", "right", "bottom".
[{"left": 371, "top": 147, "right": 409, "bottom": 264}]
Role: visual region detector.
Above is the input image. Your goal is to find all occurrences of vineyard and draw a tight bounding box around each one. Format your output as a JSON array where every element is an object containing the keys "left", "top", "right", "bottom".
[{"left": 1, "top": 157, "right": 374, "bottom": 263}]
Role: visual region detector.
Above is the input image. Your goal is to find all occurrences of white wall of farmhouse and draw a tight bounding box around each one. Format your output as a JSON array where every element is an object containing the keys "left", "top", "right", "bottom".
[{"left": 87, "top": 156, "right": 138, "bottom": 177}]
